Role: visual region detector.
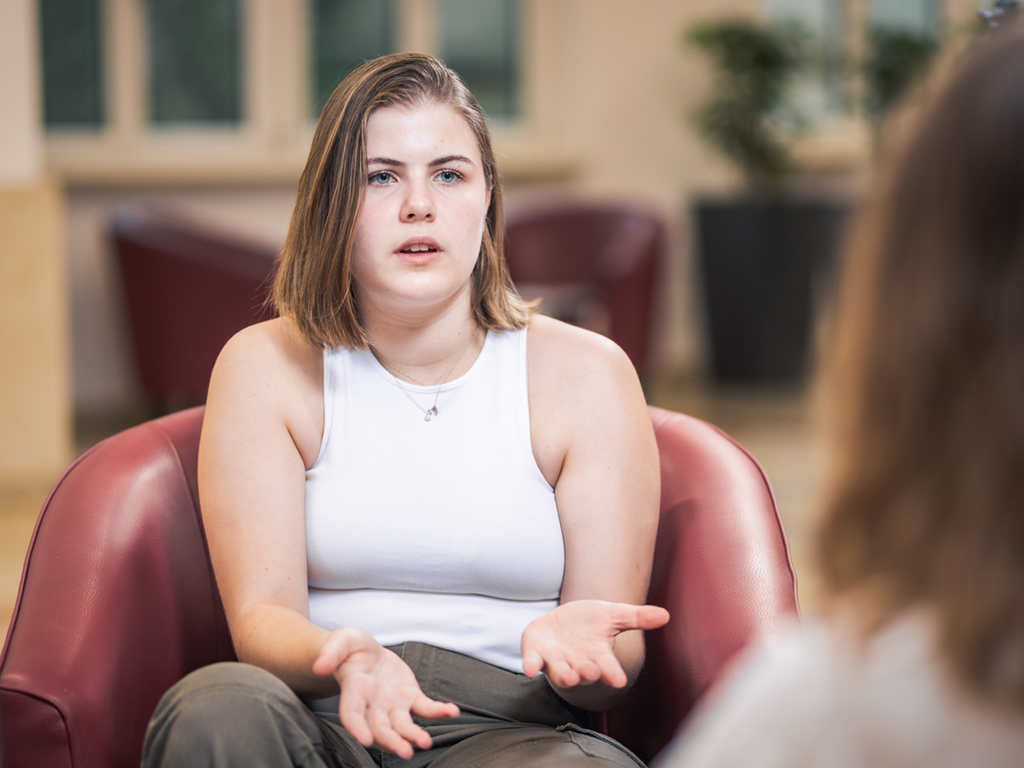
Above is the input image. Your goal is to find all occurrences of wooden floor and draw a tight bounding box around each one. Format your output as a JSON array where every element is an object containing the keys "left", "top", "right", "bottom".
[{"left": 0, "top": 375, "right": 827, "bottom": 644}]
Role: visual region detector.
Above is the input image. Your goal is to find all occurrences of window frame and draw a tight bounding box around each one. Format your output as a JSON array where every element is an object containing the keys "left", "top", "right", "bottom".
[
  {"left": 43, "top": 0, "right": 557, "bottom": 185},
  {"left": 762, "top": 0, "right": 957, "bottom": 173}
]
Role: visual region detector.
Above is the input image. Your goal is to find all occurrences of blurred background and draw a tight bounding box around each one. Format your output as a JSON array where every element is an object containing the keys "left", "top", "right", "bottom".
[{"left": 0, "top": 0, "right": 988, "bottom": 635}]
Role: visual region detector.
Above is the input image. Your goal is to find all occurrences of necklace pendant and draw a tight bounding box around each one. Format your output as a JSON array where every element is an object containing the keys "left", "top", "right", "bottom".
[
  {"left": 424, "top": 413, "right": 431, "bottom": 421},
  {"left": 429, "top": 406, "right": 439, "bottom": 417}
]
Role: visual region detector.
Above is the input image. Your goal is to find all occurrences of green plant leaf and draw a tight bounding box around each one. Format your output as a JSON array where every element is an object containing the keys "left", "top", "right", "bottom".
[{"left": 685, "top": 18, "right": 809, "bottom": 193}]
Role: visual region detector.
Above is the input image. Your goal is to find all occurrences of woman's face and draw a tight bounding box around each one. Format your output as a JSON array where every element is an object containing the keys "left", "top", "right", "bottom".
[{"left": 351, "top": 99, "right": 490, "bottom": 324}]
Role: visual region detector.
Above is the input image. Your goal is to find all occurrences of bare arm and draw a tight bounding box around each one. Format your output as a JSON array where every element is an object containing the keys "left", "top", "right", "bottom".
[
  {"left": 200, "top": 319, "right": 332, "bottom": 695},
  {"left": 523, "top": 316, "right": 667, "bottom": 711},
  {"left": 199, "top": 319, "right": 456, "bottom": 757}
]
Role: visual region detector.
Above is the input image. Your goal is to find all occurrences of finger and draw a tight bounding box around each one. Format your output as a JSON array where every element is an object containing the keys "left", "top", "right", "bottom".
[
  {"left": 548, "top": 659, "right": 581, "bottom": 688},
  {"left": 522, "top": 648, "right": 545, "bottom": 678},
  {"left": 390, "top": 708, "right": 434, "bottom": 751},
  {"left": 362, "top": 708, "right": 413, "bottom": 759},
  {"left": 366, "top": 706, "right": 416, "bottom": 759},
  {"left": 568, "top": 653, "right": 603, "bottom": 683},
  {"left": 338, "top": 690, "right": 374, "bottom": 747},
  {"left": 595, "top": 650, "right": 628, "bottom": 688},
  {"left": 410, "top": 694, "right": 460, "bottom": 720}
]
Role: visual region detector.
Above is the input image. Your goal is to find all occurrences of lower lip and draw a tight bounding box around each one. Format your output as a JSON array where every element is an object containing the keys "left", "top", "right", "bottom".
[{"left": 397, "top": 249, "right": 441, "bottom": 266}]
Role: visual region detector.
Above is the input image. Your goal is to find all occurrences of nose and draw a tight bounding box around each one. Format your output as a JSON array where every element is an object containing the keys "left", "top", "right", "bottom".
[{"left": 400, "top": 179, "right": 435, "bottom": 222}]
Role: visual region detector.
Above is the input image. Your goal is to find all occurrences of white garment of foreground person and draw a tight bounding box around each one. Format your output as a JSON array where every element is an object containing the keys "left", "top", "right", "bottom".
[{"left": 655, "top": 614, "right": 1024, "bottom": 768}]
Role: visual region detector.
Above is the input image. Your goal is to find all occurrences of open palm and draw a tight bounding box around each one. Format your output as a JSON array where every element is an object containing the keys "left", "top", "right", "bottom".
[
  {"left": 313, "top": 627, "right": 459, "bottom": 758},
  {"left": 521, "top": 600, "right": 670, "bottom": 689}
]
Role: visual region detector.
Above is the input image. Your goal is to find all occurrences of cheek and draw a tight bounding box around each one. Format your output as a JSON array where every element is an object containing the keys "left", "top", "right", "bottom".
[
  {"left": 452, "top": 197, "right": 489, "bottom": 245},
  {"left": 352, "top": 203, "right": 384, "bottom": 256},
  {"left": 350, "top": 220, "right": 380, "bottom": 284}
]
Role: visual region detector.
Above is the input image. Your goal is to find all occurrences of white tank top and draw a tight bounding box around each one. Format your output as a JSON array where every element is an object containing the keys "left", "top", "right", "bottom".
[{"left": 305, "top": 328, "right": 564, "bottom": 673}]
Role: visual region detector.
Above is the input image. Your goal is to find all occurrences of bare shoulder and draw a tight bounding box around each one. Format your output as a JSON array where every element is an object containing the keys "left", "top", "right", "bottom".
[
  {"left": 526, "top": 315, "right": 651, "bottom": 487},
  {"left": 207, "top": 317, "right": 324, "bottom": 467},
  {"left": 214, "top": 317, "right": 321, "bottom": 386},
  {"left": 526, "top": 314, "right": 640, "bottom": 403}
]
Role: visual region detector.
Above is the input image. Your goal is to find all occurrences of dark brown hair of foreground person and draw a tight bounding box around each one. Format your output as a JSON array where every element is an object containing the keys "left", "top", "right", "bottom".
[
  {"left": 273, "top": 53, "right": 532, "bottom": 348},
  {"left": 819, "top": 26, "right": 1024, "bottom": 707}
]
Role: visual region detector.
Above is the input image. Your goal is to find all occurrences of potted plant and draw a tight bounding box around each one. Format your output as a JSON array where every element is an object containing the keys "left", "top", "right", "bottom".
[
  {"left": 687, "top": 19, "right": 849, "bottom": 382},
  {"left": 862, "top": 24, "right": 938, "bottom": 151}
]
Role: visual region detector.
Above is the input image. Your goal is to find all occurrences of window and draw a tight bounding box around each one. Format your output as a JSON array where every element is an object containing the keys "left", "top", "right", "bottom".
[
  {"left": 311, "top": 0, "right": 397, "bottom": 117},
  {"left": 308, "top": 0, "right": 520, "bottom": 121},
  {"left": 147, "top": 0, "right": 245, "bottom": 125},
  {"left": 762, "top": 0, "right": 848, "bottom": 125},
  {"left": 438, "top": 0, "right": 520, "bottom": 120},
  {"left": 38, "top": 0, "right": 526, "bottom": 181},
  {"left": 867, "top": 0, "right": 941, "bottom": 36},
  {"left": 39, "top": 0, "right": 105, "bottom": 128},
  {"left": 862, "top": 0, "right": 940, "bottom": 124},
  {"left": 762, "top": 0, "right": 943, "bottom": 129}
]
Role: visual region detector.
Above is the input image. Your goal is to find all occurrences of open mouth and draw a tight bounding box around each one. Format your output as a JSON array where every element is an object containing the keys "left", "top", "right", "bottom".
[{"left": 400, "top": 244, "right": 438, "bottom": 254}]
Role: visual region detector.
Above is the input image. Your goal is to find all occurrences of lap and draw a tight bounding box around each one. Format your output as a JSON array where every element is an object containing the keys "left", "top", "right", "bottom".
[
  {"left": 144, "top": 649, "right": 644, "bottom": 768},
  {"left": 425, "top": 724, "right": 644, "bottom": 768},
  {"left": 142, "top": 662, "right": 374, "bottom": 768}
]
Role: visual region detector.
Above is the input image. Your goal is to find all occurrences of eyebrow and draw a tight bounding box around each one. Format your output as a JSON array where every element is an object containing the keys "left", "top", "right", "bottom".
[{"left": 366, "top": 154, "right": 475, "bottom": 168}]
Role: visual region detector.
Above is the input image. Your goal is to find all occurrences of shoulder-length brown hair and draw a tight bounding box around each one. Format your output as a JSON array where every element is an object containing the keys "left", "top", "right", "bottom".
[
  {"left": 818, "top": 27, "right": 1024, "bottom": 707},
  {"left": 273, "top": 53, "right": 531, "bottom": 348}
]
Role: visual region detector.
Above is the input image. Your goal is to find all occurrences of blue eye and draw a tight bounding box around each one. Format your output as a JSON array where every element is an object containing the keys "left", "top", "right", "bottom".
[
  {"left": 369, "top": 171, "right": 394, "bottom": 185},
  {"left": 436, "top": 169, "right": 460, "bottom": 184}
]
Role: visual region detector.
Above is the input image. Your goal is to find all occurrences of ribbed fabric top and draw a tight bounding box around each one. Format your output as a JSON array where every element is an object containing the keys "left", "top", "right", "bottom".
[{"left": 305, "top": 328, "right": 564, "bottom": 673}]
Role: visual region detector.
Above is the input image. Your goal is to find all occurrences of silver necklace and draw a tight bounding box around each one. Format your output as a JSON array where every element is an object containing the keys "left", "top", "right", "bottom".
[{"left": 372, "top": 327, "right": 479, "bottom": 421}]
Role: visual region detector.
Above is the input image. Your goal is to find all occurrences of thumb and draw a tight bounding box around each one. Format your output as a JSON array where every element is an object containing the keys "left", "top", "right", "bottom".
[
  {"left": 312, "top": 631, "right": 357, "bottom": 676},
  {"left": 636, "top": 605, "right": 670, "bottom": 630},
  {"left": 607, "top": 603, "right": 670, "bottom": 632}
]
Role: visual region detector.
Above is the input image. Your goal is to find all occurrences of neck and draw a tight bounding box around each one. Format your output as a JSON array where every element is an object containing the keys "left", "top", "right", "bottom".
[{"left": 365, "top": 311, "right": 482, "bottom": 385}]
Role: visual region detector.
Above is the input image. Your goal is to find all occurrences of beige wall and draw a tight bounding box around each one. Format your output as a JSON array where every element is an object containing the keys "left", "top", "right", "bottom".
[
  {"left": 0, "top": 0, "right": 43, "bottom": 185},
  {"left": 0, "top": 182, "right": 71, "bottom": 487},
  {"left": 0, "top": 0, "right": 72, "bottom": 487},
  {"left": 540, "top": 0, "right": 758, "bottom": 374}
]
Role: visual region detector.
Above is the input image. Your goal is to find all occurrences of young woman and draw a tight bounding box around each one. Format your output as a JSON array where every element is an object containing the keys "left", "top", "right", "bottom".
[
  {"left": 142, "top": 53, "right": 668, "bottom": 768},
  {"left": 657, "top": 25, "right": 1024, "bottom": 768}
]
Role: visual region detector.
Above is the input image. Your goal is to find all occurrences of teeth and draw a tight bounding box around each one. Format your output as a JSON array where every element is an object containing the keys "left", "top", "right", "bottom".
[{"left": 407, "top": 244, "right": 432, "bottom": 252}]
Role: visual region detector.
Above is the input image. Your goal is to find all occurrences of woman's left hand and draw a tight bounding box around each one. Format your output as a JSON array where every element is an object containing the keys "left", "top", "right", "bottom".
[{"left": 521, "top": 600, "right": 670, "bottom": 689}]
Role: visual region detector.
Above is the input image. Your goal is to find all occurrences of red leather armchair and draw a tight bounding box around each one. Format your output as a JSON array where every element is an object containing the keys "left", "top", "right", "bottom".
[
  {"left": 112, "top": 208, "right": 277, "bottom": 409},
  {"left": 504, "top": 203, "right": 663, "bottom": 376},
  {"left": 0, "top": 406, "right": 797, "bottom": 767}
]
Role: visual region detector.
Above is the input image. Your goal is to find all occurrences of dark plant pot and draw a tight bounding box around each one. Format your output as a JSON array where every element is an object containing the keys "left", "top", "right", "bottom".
[{"left": 695, "top": 198, "right": 848, "bottom": 382}]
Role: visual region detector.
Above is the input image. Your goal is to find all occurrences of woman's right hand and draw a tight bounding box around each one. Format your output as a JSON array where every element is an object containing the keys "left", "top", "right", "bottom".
[{"left": 313, "top": 628, "right": 460, "bottom": 758}]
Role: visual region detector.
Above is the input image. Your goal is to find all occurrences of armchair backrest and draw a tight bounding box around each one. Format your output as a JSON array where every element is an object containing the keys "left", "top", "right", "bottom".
[
  {"left": 504, "top": 203, "right": 662, "bottom": 375},
  {"left": 0, "top": 405, "right": 797, "bottom": 767},
  {"left": 604, "top": 406, "right": 799, "bottom": 760},
  {"left": 112, "top": 209, "right": 277, "bottom": 405},
  {"left": 0, "top": 407, "right": 233, "bottom": 768}
]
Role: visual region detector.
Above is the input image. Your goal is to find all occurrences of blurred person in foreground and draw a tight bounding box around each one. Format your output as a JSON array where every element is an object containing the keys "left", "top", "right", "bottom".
[{"left": 656, "top": 24, "right": 1024, "bottom": 768}]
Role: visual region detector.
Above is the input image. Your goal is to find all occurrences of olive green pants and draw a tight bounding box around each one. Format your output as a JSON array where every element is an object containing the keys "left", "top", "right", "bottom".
[{"left": 142, "top": 642, "right": 645, "bottom": 768}]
